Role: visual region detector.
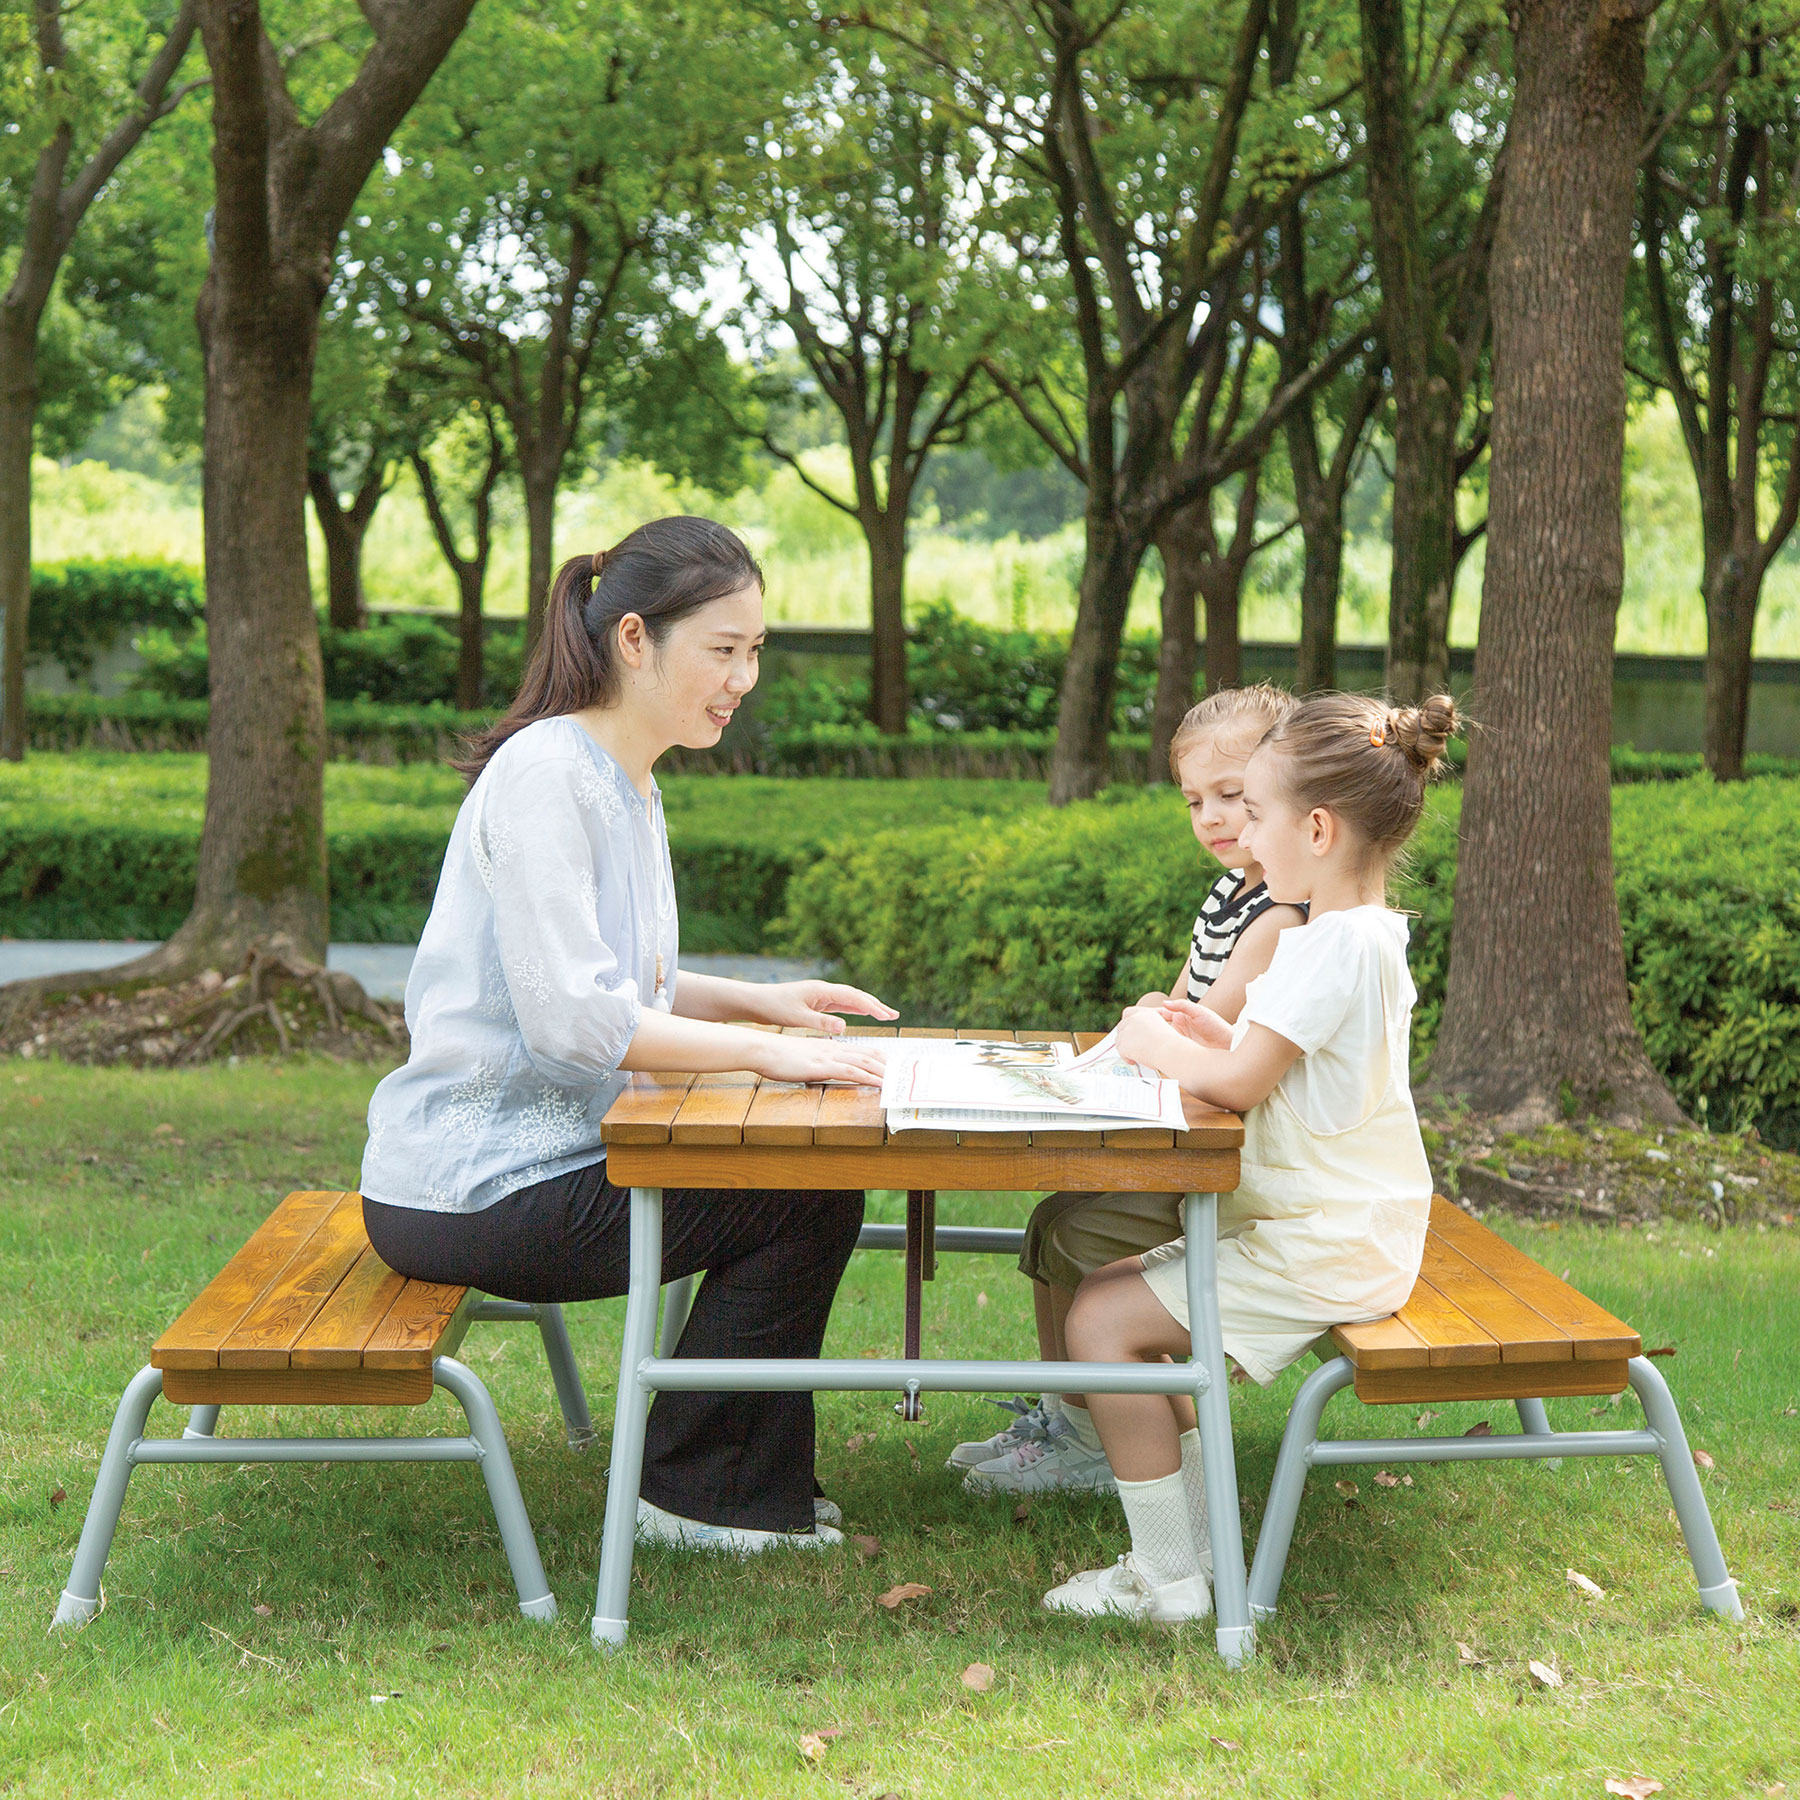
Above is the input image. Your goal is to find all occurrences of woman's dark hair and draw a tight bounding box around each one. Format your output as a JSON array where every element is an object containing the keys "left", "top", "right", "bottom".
[{"left": 456, "top": 516, "right": 763, "bottom": 778}]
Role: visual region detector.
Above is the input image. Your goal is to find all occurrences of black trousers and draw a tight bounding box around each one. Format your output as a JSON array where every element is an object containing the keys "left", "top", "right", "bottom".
[{"left": 364, "top": 1163, "right": 864, "bottom": 1533}]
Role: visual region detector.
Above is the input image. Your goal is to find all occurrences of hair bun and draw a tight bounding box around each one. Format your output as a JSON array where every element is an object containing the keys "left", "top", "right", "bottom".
[{"left": 1391, "top": 693, "right": 1458, "bottom": 775}]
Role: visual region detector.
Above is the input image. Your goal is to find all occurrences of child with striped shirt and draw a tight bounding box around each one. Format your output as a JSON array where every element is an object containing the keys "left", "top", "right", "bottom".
[{"left": 952, "top": 684, "right": 1306, "bottom": 1496}]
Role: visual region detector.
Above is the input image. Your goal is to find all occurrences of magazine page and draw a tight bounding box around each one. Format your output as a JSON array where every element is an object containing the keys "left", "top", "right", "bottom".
[{"left": 881, "top": 1038, "right": 1185, "bottom": 1129}]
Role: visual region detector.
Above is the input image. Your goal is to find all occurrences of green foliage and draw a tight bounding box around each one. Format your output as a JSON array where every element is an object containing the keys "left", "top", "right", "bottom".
[
  {"left": 26, "top": 558, "right": 202, "bottom": 683},
  {"left": 780, "top": 776, "right": 1800, "bottom": 1146}
]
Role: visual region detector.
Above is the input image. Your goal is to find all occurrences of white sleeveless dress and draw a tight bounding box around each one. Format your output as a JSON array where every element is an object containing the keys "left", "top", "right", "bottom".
[{"left": 1140, "top": 907, "right": 1432, "bottom": 1384}]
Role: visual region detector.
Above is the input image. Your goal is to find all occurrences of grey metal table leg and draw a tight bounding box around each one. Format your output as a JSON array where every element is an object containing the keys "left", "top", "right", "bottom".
[
  {"left": 1515, "top": 1397, "right": 1553, "bottom": 1436},
  {"left": 184, "top": 1405, "right": 221, "bottom": 1440},
  {"left": 658, "top": 1274, "right": 695, "bottom": 1361},
  {"left": 1628, "top": 1355, "right": 1743, "bottom": 1618},
  {"left": 52, "top": 1364, "right": 165, "bottom": 1628},
  {"left": 593, "top": 1185, "right": 663, "bottom": 1650},
  {"left": 433, "top": 1356, "right": 558, "bottom": 1622},
  {"left": 1247, "top": 1356, "right": 1355, "bottom": 1619},
  {"left": 533, "top": 1304, "right": 595, "bottom": 1449},
  {"left": 1183, "top": 1192, "right": 1254, "bottom": 1668}
]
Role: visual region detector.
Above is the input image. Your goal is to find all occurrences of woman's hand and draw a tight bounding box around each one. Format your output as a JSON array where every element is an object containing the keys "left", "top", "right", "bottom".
[
  {"left": 759, "top": 980, "right": 898, "bottom": 1035},
  {"left": 754, "top": 1032, "right": 888, "bottom": 1087},
  {"left": 1155, "top": 997, "right": 1234, "bottom": 1049}
]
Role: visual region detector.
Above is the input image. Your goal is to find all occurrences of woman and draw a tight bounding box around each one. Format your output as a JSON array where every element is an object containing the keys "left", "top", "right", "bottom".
[{"left": 360, "top": 516, "right": 893, "bottom": 1552}]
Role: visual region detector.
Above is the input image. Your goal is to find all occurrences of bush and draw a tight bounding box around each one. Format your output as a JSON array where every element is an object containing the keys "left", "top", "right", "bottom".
[
  {"left": 778, "top": 776, "right": 1800, "bottom": 1148},
  {"left": 28, "top": 560, "right": 203, "bottom": 684}
]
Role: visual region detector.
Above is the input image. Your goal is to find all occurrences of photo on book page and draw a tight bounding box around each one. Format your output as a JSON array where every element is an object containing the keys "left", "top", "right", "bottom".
[{"left": 881, "top": 1038, "right": 1184, "bottom": 1128}]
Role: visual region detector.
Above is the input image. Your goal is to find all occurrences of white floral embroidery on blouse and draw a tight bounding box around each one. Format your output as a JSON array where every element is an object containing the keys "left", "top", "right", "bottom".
[{"left": 360, "top": 716, "right": 679, "bottom": 1215}]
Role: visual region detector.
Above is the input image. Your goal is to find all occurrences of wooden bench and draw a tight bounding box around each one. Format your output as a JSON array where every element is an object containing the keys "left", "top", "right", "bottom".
[
  {"left": 1246, "top": 1196, "right": 1742, "bottom": 1621},
  {"left": 53, "top": 1190, "right": 591, "bottom": 1629}
]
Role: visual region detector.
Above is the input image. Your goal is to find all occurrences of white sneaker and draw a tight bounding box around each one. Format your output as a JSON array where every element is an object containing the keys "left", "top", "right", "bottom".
[
  {"left": 635, "top": 1497, "right": 843, "bottom": 1556},
  {"left": 1043, "top": 1553, "right": 1213, "bottom": 1624},
  {"left": 815, "top": 1495, "right": 843, "bottom": 1529},
  {"left": 945, "top": 1397, "right": 1055, "bottom": 1471},
  {"left": 962, "top": 1422, "right": 1116, "bottom": 1495}
]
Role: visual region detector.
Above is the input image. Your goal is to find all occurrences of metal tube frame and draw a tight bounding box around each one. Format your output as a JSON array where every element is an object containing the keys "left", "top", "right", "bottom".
[
  {"left": 591, "top": 1188, "right": 1256, "bottom": 1668},
  {"left": 1244, "top": 1353, "right": 1743, "bottom": 1623},
  {"left": 53, "top": 1357, "right": 557, "bottom": 1628}
]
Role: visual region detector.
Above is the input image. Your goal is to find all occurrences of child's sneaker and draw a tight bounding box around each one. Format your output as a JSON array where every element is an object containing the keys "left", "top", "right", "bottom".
[
  {"left": 1042, "top": 1553, "right": 1212, "bottom": 1623},
  {"left": 961, "top": 1419, "right": 1116, "bottom": 1495},
  {"left": 814, "top": 1495, "right": 843, "bottom": 1529},
  {"left": 945, "top": 1396, "right": 1055, "bottom": 1471},
  {"left": 636, "top": 1497, "right": 843, "bottom": 1556}
]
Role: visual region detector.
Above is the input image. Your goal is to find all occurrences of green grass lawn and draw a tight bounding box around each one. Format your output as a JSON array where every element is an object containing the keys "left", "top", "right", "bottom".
[{"left": 5, "top": 1059, "right": 1799, "bottom": 1797}]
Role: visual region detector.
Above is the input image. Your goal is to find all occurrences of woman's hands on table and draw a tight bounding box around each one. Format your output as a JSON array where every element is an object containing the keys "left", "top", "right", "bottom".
[
  {"left": 753, "top": 1031, "right": 888, "bottom": 1087},
  {"left": 758, "top": 980, "right": 898, "bottom": 1034}
]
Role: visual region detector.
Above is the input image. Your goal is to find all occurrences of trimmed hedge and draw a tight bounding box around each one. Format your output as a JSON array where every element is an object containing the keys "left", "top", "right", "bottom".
[
  {"left": 28, "top": 560, "right": 203, "bottom": 683},
  {"left": 778, "top": 777, "right": 1800, "bottom": 1148}
]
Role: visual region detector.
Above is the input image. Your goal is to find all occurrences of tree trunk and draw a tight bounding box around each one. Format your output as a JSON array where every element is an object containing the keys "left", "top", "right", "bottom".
[
  {"left": 308, "top": 463, "right": 384, "bottom": 631},
  {"left": 1702, "top": 554, "right": 1758, "bottom": 780},
  {"left": 1293, "top": 473, "right": 1344, "bottom": 694},
  {"left": 1049, "top": 511, "right": 1147, "bottom": 804},
  {"left": 1151, "top": 519, "right": 1203, "bottom": 775},
  {"left": 522, "top": 456, "right": 557, "bottom": 657},
  {"left": 1385, "top": 390, "right": 1457, "bottom": 702},
  {"left": 866, "top": 511, "right": 909, "bottom": 737},
  {"left": 1430, "top": 0, "right": 1680, "bottom": 1126},
  {"left": 457, "top": 564, "right": 486, "bottom": 712},
  {"left": 0, "top": 310, "right": 39, "bottom": 763}
]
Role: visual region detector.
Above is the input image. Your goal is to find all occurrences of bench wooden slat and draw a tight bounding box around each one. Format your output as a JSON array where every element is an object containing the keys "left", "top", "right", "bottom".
[
  {"left": 1418, "top": 1230, "right": 1574, "bottom": 1364},
  {"left": 814, "top": 1026, "right": 894, "bottom": 1146},
  {"left": 1393, "top": 1276, "right": 1500, "bottom": 1367},
  {"left": 291, "top": 1245, "right": 411, "bottom": 1370},
  {"left": 601, "top": 1071, "right": 697, "bottom": 1146},
  {"left": 1350, "top": 1356, "right": 1632, "bottom": 1406},
  {"left": 668, "top": 1070, "right": 760, "bottom": 1146},
  {"left": 1427, "top": 1198, "right": 1642, "bottom": 1361},
  {"left": 363, "top": 1281, "right": 474, "bottom": 1370},
  {"left": 1331, "top": 1311, "right": 1433, "bottom": 1370},
  {"left": 152, "top": 1190, "right": 344, "bottom": 1370},
  {"left": 219, "top": 1194, "right": 371, "bottom": 1370}
]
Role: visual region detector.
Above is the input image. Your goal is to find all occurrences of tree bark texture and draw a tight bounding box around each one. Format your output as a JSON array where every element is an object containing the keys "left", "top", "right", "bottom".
[
  {"left": 1049, "top": 506, "right": 1149, "bottom": 803},
  {"left": 413, "top": 433, "right": 503, "bottom": 712},
  {"left": 0, "top": 312, "right": 40, "bottom": 763},
  {"left": 866, "top": 509, "right": 910, "bottom": 737},
  {"left": 308, "top": 463, "right": 386, "bottom": 631},
  {"left": 1430, "top": 0, "right": 1680, "bottom": 1125}
]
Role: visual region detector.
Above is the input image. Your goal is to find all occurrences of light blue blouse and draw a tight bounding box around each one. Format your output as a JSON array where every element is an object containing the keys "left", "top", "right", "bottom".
[{"left": 360, "top": 716, "right": 678, "bottom": 1214}]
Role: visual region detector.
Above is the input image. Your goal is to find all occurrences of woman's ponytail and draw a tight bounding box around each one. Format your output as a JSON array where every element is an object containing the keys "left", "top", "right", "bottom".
[{"left": 455, "top": 517, "right": 762, "bottom": 779}]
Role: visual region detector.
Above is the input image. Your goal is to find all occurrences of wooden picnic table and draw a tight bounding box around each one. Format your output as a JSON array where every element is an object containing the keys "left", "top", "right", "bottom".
[{"left": 592, "top": 1025, "right": 1254, "bottom": 1663}]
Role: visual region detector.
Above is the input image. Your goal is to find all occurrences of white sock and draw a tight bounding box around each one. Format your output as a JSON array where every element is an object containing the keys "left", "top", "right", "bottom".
[
  {"left": 1179, "top": 1429, "right": 1213, "bottom": 1575},
  {"left": 1060, "top": 1401, "right": 1104, "bottom": 1456},
  {"left": 1115, "top": 1470, "right": 1201, "bottom": 1588}
]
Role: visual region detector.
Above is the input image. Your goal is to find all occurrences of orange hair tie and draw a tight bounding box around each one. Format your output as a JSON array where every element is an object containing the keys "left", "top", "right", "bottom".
[{"left": 1369, "top": 726, "right": 1386, "bottom": 747}]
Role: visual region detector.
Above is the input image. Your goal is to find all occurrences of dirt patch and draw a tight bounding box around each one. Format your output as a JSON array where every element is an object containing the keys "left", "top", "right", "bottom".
[
  {"left": 2, "top": 948, "right": 406, "bottom": 1068},
  {"left": 1423, "top": 1103, "right": 1800, "bottom": 1229}
]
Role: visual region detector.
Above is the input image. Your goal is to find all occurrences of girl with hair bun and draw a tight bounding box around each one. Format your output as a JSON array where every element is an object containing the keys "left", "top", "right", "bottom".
[
  {"left": 361, "top": 517, "right": 897, "bottom": 1554},
  {"left": 1043, "top": 690, "right": 1460, "bottom": 1626}
]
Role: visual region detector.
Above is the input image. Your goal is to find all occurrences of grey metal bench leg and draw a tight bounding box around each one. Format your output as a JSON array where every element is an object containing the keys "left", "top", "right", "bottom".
[
  {"left": 659, "top": 1274, "right": 695, "bottom": 1360},
  {"left": 183, "top": 1405, "right": 220, "bottom": 1440},
  {"left": 53, "top": 1364, "right": 165, "bottom": 1627},
  {"left": 1628, "top": 1355, "right": 1743, "bottom": 1619},
  {"left": 1515, "top": 1397, "right": 1553, "bottom": 1435},
  {"left": 533, "top": 1304, "right": 595, "bottom": 1449},
  {"left": 432, "top": 1357, "right": 558, "bottom": 1621},
  {"left": 1183, "top": 1192, "right": 1255, "bottom": 1668},
  {"left": 1246, "top": 1356, "right": 1356, "bottom": 1619},
  {"left": 593, "top": 1185, "right": 663, "bottom": 1650}
]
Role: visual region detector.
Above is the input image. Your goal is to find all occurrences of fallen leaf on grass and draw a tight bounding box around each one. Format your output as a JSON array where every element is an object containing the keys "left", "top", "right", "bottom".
[
  {"left": 850, "top": 1534, "right": 882, "bottom": 1561},
  {"left": 1566, "top": 1569, "right": 1606, "bottom": 1601},
  {"left": 152, "top": 1123, "right": 175, "bottom": 1136},
  {"left": 876, "top": 1582, "right": 932, "bottom": 1609},
  {"left": 1456, "top": 1642, "right": 1485, "bottom": 1667},
  {"left": 1527, "top": 1659, "right": 1563, "bottom": 1689},
  {"left": 1373, "top": 1471, "right": 1400, "bottom": 1489},
  {"left": 48, "top": 1487, "right": 65, "bottom": 1509},
  {"left": 1334, "top": 1480, "right": 1358, "bottom": 1497},
  {"left": 904, "top": 1441, "right": 920, "bottom": 1465},
  {"left": 1603, "top": 1778, "right": 1663, "bottom": 1799},
  {"left": 1208, "top": 1735, "right": 1242, "bottom": 1752},
  {"left": 1013, "top": 1502, "right": 1031, "bottom": 1524},
  {"left": 1693, "top": 1448, "right": 1715, "bottom": 1471},
  {"left": 252, "top": 1603, "right": 274, "bottom": 1617},
  {"left": 1401, "top": 1474, "right": 1414, "bottom": 1487},
  {"left": 976, "top": 1291, "right": 989, "bottom": 1308},
  {"left": 1646, "top": 1345, "right": 1678, "bottom": 1359},
  {"left": 798, "top": 1733, "right": 829, "bottom": 1762},
  {"left": 1464, "top": 1421, "right": 1493, "bottom": 1438},
  {"left": 844, "top": 1432, "right": 875, "bottom": 1454},
  {"left": 960, "top": 1662, "right": 995, "bottom": 1691},
  {"left": 1416, "top": 1410, "right": 1441, "bottom": 1428}
]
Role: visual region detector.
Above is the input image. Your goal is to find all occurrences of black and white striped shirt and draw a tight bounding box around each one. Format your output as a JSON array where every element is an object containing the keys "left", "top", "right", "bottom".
[{"left": 1185, "top": 871, "right": 1285, "bottom": 1003}]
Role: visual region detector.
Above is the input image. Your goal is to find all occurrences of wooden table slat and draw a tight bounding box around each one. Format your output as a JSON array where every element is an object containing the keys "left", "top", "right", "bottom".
[
  {"left": 742, "top": 1074, "right": 826, "bottom": 1145},
  {"left": 601, "top": 1071, "right": 698, "bottom": 1145},
  {"left": 814, "top": 1025, "right": 895, "bottom": 1146},
  {"left": 668, "top": 1069, "right": 761, "bottom": 1146},
  {"left": 218, "top": 1194, "right": 371, "bottom": 1369},
  {"left": 152, "top": 1190, "right": 344, "bottom": 1370}
]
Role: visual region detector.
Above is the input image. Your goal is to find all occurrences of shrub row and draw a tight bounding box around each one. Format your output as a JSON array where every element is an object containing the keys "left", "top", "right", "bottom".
[
  {"left": 778, "top": 776, "right": 1800, "bottom": 1148},
  {"left": 28, "top": 560, "right": 203, "bottom": 683}
]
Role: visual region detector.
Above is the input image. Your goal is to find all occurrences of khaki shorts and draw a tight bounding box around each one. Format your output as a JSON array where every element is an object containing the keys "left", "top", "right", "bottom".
[{"left": 1018, "top": 1189, "right": 1185, "bottom": 1291}]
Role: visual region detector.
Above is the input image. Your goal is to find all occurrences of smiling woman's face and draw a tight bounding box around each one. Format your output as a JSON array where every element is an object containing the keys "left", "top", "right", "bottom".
[{"left": 636, "top": 582, "right": 767, "bottom": 749}]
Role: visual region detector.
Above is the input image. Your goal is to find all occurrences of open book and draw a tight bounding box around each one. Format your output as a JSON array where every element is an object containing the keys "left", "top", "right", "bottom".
[{"left": 882, "top": 1034, "right": 1187, "bottom": 1134}]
